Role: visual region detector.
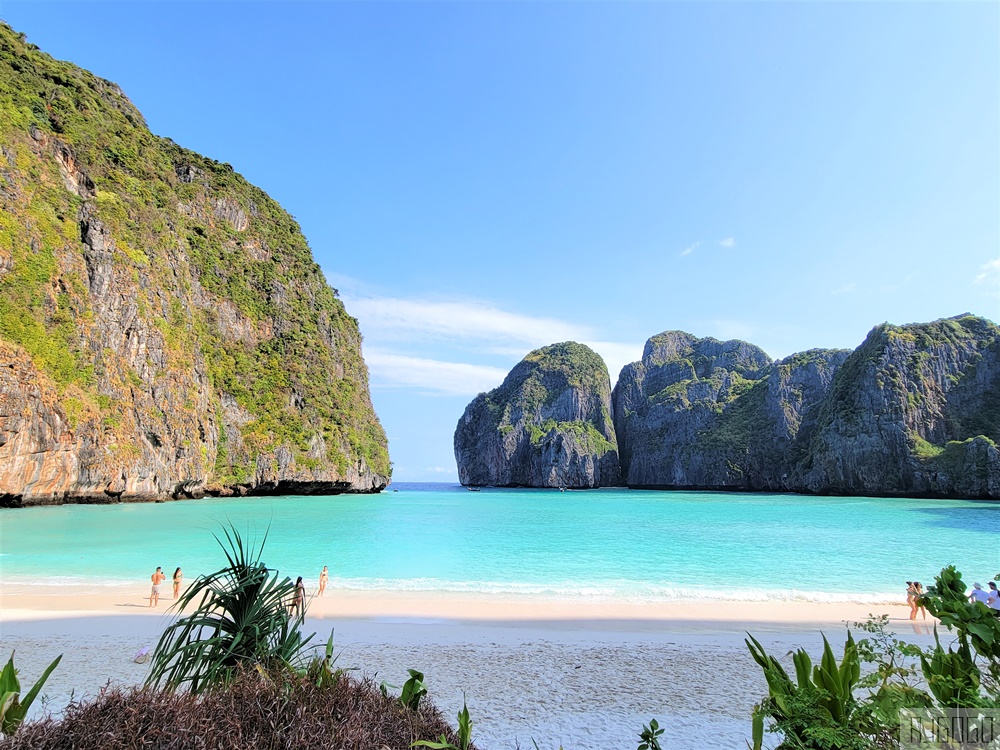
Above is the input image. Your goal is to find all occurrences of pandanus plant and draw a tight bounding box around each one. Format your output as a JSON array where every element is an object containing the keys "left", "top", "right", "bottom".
[
  {"left": 146, "top": 524, "right": 313, "bottom": 694},
  {"left": 746, "top": 632, "right": 862, "bottom": 750}
]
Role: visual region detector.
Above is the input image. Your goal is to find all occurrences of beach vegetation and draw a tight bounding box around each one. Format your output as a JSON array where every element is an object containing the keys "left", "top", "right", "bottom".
[
  {"left": 146, "top": 524, "right": 313, "bottom": 694},
  {"left": 412, "top": 693, "right": 474, "bottom": 750},
  {"left": 636, "top": 718, "right": 664, "bottom": 750},
  {"left": 748, "top": 566, "right": 1000, "bottom": 749},
  {"left": 0, "top": 668, "right": 471, "bottom": 750},
  {"left": 0, "top": 652, "right": 62, "bottom": 737}
]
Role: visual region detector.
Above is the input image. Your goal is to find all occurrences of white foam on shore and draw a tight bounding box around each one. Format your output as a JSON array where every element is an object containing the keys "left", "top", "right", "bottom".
[{"left": 1, "top": 573, "right": 901, "bottom": 605}]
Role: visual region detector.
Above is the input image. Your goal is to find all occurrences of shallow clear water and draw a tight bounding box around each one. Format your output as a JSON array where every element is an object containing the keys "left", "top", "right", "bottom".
[{"left": 2, "top": 483, "right": 998, "bottom": 602}]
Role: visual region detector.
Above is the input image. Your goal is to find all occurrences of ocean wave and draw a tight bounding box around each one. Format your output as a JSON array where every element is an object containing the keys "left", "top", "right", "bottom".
[{"left": 323, "top": 576, "right": 901, "bottom": 604}]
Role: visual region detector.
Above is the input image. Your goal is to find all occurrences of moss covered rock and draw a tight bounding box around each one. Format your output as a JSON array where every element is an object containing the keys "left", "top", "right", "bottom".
[
  {"left": 0, "top": 23, "right": 389, "bottom": 505},
  {"left": 454, "top": 342, "right": 619, "bottom": 488}
]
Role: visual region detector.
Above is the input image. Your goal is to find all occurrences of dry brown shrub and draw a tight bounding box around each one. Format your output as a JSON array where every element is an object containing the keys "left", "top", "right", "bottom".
[{"left": 0, "top": 668, "right": 474, "bottom": 750}]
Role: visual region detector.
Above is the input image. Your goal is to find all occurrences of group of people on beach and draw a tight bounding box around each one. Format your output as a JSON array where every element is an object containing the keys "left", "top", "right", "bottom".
[
  {"left": 146, "top": 565, "right": 328, "bottom": 612},
  {"left": 907, "top": 579, "right": 1000, "bottom": 621},
  {"left": 288, "top": 566, "right": 329, "bottom": 617},
  {"left": 148, "top": 566, "right": 183, "bottom": 607},
  {"left": 968, "top": 581, "right": 1000, "bottom": 612}
]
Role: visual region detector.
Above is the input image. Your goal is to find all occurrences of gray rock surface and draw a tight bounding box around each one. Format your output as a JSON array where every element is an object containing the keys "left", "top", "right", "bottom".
[{"left": 454, "top": 342, "right": 619, "bottom": 488}]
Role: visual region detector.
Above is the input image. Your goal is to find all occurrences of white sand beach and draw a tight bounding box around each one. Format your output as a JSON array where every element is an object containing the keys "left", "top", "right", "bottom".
[{"left": 0, "top": 584, "right": 940, "bottom": 750}]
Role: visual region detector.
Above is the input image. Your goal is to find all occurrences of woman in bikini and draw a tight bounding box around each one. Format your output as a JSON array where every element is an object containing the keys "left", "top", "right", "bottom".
[
  {"left": 173, "top": 567, "right": 183, "bottom": 599},
  {"left": 318, "top": 566, "right": 329, "bottom": 597}
]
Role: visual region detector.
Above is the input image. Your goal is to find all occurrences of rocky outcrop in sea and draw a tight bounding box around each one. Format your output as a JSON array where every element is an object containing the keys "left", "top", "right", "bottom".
[
  {"left": 458, "top": 315, "right": 999, "bottom": 499},
  {"left": 0, "top": 23, "right": 389, "bottom": 506},
  {"left": 454, "top": 342, "right": 620, "bottom": 488}
]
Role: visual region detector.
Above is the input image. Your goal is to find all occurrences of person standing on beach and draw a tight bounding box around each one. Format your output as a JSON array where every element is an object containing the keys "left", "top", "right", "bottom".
[
  {"left": 318, "top": 566, "right": 329, "bottom": 597},
  {"left": 906, "top": 581, "right": 917, "bottom": 616},
  {"left": 970, "top": 583, "right": 991, "bottom": 605},
  {"left": 149, "top": 567, "right": 166, "bottom": 608},
  {"left": 290, "top": 576, "right": 306, "bottom": 616},
  {"left": 910, "top": 582, "right": 927, "bottom": 621},
  {"left": 173, "top": 567, "right": 183, "bottom": 600}
]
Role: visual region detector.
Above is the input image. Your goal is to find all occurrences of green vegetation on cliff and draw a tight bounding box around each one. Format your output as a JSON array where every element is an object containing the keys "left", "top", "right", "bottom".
[{"left": 0, "top": 23, "right": 389, "bottom": 494}]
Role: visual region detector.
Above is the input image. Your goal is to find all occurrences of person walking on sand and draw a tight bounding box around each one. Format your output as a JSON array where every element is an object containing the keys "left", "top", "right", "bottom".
[
  {"left": 289, "top": 576, "right": 306, "bottom": 617},
  {"left": 173, "top": 567, "right": 183, "bottom": 600},
  {"left": 318, "top": 566, "right": 329, "bottom": 597},
  {"left": 910, "top": 581, "right": 927, "bottom": 620},
  {"left": 149, "top": 567, "right": 166, "bottom": 608},
  {"left": 906, "top": 581, "right": 917, "bottom": 614}
]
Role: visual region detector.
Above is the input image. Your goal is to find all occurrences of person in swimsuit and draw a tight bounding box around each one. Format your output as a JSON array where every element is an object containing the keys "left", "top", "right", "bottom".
[
  {"left": 906, "top": 581, "right": 917, "bottom": 618},
  {"left": 149, "top": 567, "right": 166, "bottom": 608},
  {"left": 290, "top": 576, "right": 306, "bottom": 616},
  {"left": 173, "top": 567, "right": 183, "bottom": 599},
  {"left": 318, "top": 566, "right": 329, "bottom": 597},
  {"left": 910, "top": 582, "right": 927, "bottom": 621}
]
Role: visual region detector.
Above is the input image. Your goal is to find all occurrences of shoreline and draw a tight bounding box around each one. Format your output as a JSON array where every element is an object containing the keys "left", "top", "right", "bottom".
[
  {"left": 1, "top": 581, "right": 926, "bottom": 630},
  {"left": 0, "top": 587, "right": 940, "bottom": 750},
  {"left": 0, "top": 581, "right": 935, "bottom": 635}
]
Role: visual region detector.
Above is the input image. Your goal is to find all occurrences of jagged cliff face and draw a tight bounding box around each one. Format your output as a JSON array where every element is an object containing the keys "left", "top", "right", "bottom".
[
  {"left": 612, "top": 332, "right": 773, "bottom": 487},
  {"left": 798, "top": 316, "right": 1000, "bottom": 498},
  {"left": 0, "top": 25, "right": 390, "bottom": 506},
  {"left": 454, "top": 342, "right": 619, "bottom": 488},
  {"left": 612, "top": 316, "right": 999, "bottom": 498},
  {"left": 464, "top": 316, "right": 999, "bottom": 498}
]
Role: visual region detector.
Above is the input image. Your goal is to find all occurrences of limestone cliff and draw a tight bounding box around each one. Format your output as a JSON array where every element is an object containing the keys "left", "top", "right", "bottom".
[
  {"left": 611, "top": 331, "right": 774, "bottom": 487},
  {"left": 797, "top": 315, "right": 1000, "bottom": 498},
  {"left": 612, "top": 316, "right": 999, "bottom": 499},
  {"left": 0, "top": 24, "right": 390, "bottom": 506},
  {"left": 454, "top": 342, "right": 619, "bottom": 488}
]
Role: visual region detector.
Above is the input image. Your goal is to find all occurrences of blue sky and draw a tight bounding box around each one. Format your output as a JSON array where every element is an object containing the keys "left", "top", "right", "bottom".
[{"left": 3, "top": 1, "right": 998, "bottom": 482}]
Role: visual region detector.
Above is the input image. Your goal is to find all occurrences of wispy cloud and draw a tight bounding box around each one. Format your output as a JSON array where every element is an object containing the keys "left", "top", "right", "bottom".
[
  {"left": 347, "top": 296, "right": 591, "bottom": 347},
  {"left": 719, "top": 237, "right": 736, "bottom": 248},
  {"left": 425, "top": 466, "right": 457, "bottom": 475},
  {"left": 364, "top": 349, "right": 509, "bottom": 396},
  {"left": 975, "top": 257, "right": 1000, "bottom": 287},
  {"left": 833, "top": 282, "right": 857, "bottom": 295},
  {"left": 584, "top": 340, "right": 644, "bottom": 379},
  {"left": 680, "top": 241, "right": 700, "bottom": 257}
]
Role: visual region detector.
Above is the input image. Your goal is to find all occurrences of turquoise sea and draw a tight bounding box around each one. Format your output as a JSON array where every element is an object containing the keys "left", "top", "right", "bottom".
[{"left": 1, "top": 484, "right": 998, "bottom": 602}]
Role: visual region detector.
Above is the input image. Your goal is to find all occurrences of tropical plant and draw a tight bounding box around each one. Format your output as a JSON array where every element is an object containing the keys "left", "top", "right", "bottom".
[
  {"left": 412, "top": 692, "right": 474, "bottom": 750},
  {"left": 0, "top": 652, "right": 61, "bottom": 737},
  {"left": 922, "top": 565, "right": 1000, "bottom": 696},
  {"left": 637, "top": 717, "right": 664, "bottom": 750},
  {"left": 382, "top": 669, "right": 429, "bottom": 712},
  {"left": 304, "top": 629, "right": 350, "bottom": 690},
  {"left": 746, "top": 631, "right": 867, "bottom": 750},
  {"left": 146, "top": 524, "right": 312, "bottom": 694}
]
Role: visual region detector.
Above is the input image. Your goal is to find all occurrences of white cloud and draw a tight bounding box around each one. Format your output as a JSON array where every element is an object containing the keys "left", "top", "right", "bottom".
[
  {"left": 583, "top": 340, "right": 644, "bottom": 379},
  {"left": 975, "top": 257, "right": 1000, "bottom": 286},
  {"left": 347, "top": 296, "right": 591, "bottom": 347},
  {"left": 425, "top": 466, "right": 457, "bottom": 475},
  {"left": 680, "top": 241, "right": 700, "bottom": 257},
  {"left": 364, "top": 349, "right": 508, "bottom": 396},
  {"left": 719, "top": 237, "right": 736, "bottom": 248},
  {"left": 833, "top": 282, "right": 857, "bottom": 295}
]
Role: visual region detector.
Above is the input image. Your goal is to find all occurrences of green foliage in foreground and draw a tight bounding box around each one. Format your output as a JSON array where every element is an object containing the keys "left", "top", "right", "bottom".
[
  {"left": 147, "top": 525, "right": 313, "bottom": 694},
  {"left": 413, "top": 693, "right": 474, "bottom": 750},
  {"left": 748, "top": 565, "right": 1000, "bottom": 750},
  {"left": 0, "top": 652, "right": 61, "bottom": 737}
]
